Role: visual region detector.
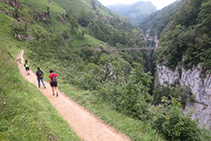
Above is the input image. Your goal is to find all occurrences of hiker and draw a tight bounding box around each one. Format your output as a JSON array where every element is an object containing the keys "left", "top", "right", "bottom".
[
  {"left": 36, "top": 66, "right": 46, "bottom": 89},
  {"left": 24, "top": 59, "right": 30, "bottom": 75},
  {"left": 49, "top": 70, "right": 58, "bottom": 97}
]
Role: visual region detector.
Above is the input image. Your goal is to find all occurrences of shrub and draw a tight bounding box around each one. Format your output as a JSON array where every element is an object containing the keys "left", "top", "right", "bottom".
[
  {"left": 97, "top": 63, "right": 153, "bottom": 119},
  {"left": 153, "top": 83, "right": 194, "bottom": 108},
  {"left": 148, "top": 97, "right": 211, "bottom": 141}
]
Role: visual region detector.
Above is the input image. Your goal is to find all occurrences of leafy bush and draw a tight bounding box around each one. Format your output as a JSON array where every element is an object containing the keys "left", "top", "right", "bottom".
[
  {"left": 97, "top": 63, "right": 153, "bottom": 119},
  {"left": 148, "top": 97, "right": 210, "bottom": 141},
  {"left": 153, "top": 83, "right": 194, "bottom": 108}
]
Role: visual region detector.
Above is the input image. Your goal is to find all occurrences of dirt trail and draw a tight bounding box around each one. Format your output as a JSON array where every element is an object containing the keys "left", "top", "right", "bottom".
[{"left": 16, "top": 50, "right": 130, "bottom": 141}]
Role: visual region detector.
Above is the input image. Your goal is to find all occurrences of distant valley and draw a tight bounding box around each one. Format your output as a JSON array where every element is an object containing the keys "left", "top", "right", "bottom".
[{"left": 107, "top": 1, "right": 157, "bottom": 25}]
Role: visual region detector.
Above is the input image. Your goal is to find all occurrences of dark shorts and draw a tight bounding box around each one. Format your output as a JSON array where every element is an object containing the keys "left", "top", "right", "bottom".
[
  {"left": 50, "top": 82, "right": 57, "bottom": 87},
  {"left": 25, "top": 67, "right": 30, "bottom": 71}
]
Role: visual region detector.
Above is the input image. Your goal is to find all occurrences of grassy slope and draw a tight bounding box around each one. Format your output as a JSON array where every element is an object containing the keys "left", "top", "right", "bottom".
[
  {"left": 53, "top": 0, "right": 125, "bottom": 18},
  {"left": 0, "top": 13, "right": 81, "bottom": 141},
  {"left": 20, "top": 0, "right": 66, "bottom": 13},
  {"left": 19, "top": 0, "right": 104, "bottom": 49},
  {"left": 0, "top": 0, "right": 165, "bottom": 140}
]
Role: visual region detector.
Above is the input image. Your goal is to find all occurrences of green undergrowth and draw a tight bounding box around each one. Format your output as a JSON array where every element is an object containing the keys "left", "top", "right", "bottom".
[
  {"left": 20, "top": 0, "right": 66, "bottom": 14},
  {"left": 21, "top": 50, "right": 165, "bottom": 141},
  {"left": 59, "top": 83, "right": 165, "bottom": 141},
  {"left": 0, "top": 44, "right": 80, "bottom": 140}
]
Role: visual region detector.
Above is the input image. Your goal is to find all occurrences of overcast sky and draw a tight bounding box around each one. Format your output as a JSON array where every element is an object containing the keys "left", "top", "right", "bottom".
[{"left": 97, "top": 0, "right": 177, "bottom": 10}]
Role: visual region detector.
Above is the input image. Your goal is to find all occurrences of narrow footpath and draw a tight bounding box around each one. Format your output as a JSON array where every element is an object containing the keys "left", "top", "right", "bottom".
[{"left": 16, "top": 50, "right": 130, "bottom": 141}]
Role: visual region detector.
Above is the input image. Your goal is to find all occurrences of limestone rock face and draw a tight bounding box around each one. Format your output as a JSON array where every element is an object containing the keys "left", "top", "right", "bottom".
[{"left": 157, "top": 64, "right": 211, "bottom": 127}]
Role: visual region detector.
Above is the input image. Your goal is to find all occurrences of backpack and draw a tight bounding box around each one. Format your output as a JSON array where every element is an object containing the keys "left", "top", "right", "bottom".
[
  {"left": 38, "top": 70, "right": 43, "bottom": 78},
  {"left": 52, "top": 75, "right": 57, "bottom": 83}
]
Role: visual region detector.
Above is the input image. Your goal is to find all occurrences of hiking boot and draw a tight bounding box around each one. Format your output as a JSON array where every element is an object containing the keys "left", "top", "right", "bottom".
[{"left": 56, "top": 92, "right": 58, "bottom": 97}]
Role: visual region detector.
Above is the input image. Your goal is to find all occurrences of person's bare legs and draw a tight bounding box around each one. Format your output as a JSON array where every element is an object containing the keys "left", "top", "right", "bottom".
[
  {"left": 52, "top": 87, "right": 55, "bottom": 95},
  {"left": 55, "top": 87, "right": 58, "bottom": 97}
]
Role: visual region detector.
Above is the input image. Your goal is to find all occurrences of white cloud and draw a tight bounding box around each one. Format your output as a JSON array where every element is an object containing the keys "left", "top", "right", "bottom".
[
  {"left": 98, "top": 0, "right": 177, "bottom": 10},
  {"left": 150, "top": 0, "right": 177, "bottom": 9}
]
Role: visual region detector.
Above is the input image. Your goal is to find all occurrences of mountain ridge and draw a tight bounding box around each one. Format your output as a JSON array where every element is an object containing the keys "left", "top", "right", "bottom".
[{"left": 107, "top": 1, "right": 157, "bottom": 25}]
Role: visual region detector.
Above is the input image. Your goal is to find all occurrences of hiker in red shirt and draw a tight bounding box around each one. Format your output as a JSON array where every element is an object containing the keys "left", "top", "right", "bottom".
[{"left": 49, "top": 70, "right": 58, "bottom": 97}]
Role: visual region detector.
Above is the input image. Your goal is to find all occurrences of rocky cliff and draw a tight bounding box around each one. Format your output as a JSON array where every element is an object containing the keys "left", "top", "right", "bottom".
[
  {"left": 0, "top": 0, "right": 20, "bottom": 8},
  {"left": 157, "top": 64, "right": 211, "bottom": 128}
]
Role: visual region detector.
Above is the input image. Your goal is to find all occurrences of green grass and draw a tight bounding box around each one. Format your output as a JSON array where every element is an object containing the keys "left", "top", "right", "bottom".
[
  {"left": 52, "top": 0, "right": 92, "bottom": 17},
  {"left": 59, "top": 83, "right": 165, "bottom": 141},
  {"left": 0, "top": 16, "right": 81, "bottom": 140},
  {"left": 0, "top": 2, "right": 14, "bottom": 13},
  {"left": 0, "top": 2, "right": 165, "bottom": 140},
  {"left": 0, "top": 47, "right": 81, "bottom": 141},
  {"left": 20, "top": 0, "right": 66, "bottom": 14}
]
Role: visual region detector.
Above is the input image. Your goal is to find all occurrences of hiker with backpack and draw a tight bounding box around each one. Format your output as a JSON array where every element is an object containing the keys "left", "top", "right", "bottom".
[
  {"left": 49, "top": 70, "right": 58, "bottom": 97},
  {"left": 36, "top": 66, "right": 46, "bottom": 89},
  {"left": 24, "top": 59, "right": 30, "bottom": 75}
]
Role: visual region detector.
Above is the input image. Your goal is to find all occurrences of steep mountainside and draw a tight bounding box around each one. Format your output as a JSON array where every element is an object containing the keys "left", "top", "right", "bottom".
[
  {"left": 107, "top": 1, "right": 157, "bottom": 25},
  {"left": 157, "top": 0, "right": 211, "bottom": 72},
  {"left": 138, "top": 0, "right": 184, "bottom": 38},
  {"left": 139, "top": 0, "right": 211, "bottom": 128}
]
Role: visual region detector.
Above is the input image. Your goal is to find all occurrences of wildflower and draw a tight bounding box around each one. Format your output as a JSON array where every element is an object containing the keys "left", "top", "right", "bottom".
[
  {"left": 166, "top": 116, "right": 170, "bottom": 120},
  {"left": 3, "top": 102, "right": 6, "bottom": 105},
  {"left": 194, "top": 106, "right": 197, "bottom": 109},
  {"left": 185, "top": 106, "right": 189, "bottom": 109}
]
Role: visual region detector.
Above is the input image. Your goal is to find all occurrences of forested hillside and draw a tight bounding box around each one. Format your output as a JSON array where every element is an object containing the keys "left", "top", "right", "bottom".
[
  {"left": 139, "top": 0, "right": 184, "bottom": 38},
  {"left": 1, "top": 0, "right": 211, "bottom": 140},
  {"left": 139, "top": 0, "right": 211, "bottom": 73},
  {"left": 156, "top": 0, "right": 211, "bottom": 73},
  {"left": 107, "top": 1, "right": 157, "bottom": 26},
  {"left": 139, "top": 0, "right": 211, "bottom": 131}
]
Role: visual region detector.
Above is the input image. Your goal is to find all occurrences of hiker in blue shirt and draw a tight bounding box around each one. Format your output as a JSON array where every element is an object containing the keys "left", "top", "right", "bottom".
[{"left": 36, "top": 66, "right": 46, "bottom": 89}]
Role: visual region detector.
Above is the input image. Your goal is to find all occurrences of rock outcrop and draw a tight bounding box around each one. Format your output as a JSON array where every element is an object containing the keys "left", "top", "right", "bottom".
[
  {"left": 34, "top": 12, "right": 50, "bottom": 24},
  {"left": 0, "top": 0, "right": 20, "bottom": 9},
  {"left": 157, "top": 64, "right": 211, "bottom": 128}
]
